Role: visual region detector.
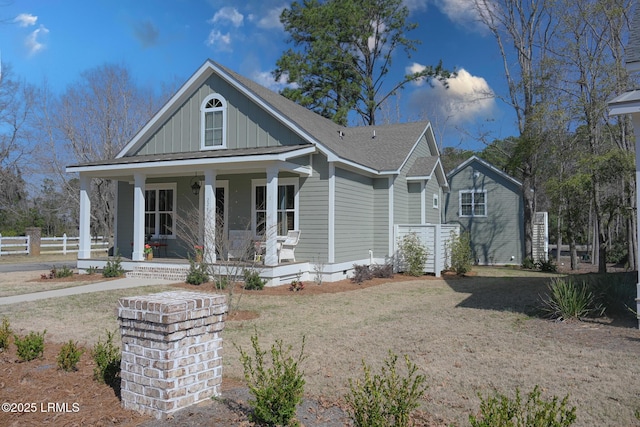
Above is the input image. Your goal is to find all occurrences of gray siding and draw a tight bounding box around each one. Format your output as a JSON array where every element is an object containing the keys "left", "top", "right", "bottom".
[
  {"left": 334, "top": 167, "right": 374, "bottom": 263},
  {"left": 296, "top": 154, "right": 329, "bottom": 262},
  {"left": 394, "top": 134, "right": 435, "bottom": 225},
  {"left": 407, "top": 182, "right": 422, "bottom": 223},
  {"left": 373, "top": 178, "right": 390, "bottom": 257},
  {"left": 135, "top": 74, "right": 307, "bottom": 156},
  {"left": 444, "top": 161, "right": 524, "bottom": 265},
  {"left": 425, "top": 178, "right": 441, "bottom": 224}
]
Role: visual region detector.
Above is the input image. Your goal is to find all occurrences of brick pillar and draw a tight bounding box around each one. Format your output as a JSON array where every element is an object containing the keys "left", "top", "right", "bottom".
[
  {"left": 25, "top": 227, "right": 41, "bottom": 256},
  {"left": 117, "top": 291, "right": 227, "bottom": 419}
]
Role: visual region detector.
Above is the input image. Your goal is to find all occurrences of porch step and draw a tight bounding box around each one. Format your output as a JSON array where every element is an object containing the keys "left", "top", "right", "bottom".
[{"left": 126, "top": 265, "right": 190, "bottom": 282}]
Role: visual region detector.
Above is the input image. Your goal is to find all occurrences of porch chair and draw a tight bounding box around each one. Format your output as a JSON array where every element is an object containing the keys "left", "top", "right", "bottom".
[
  {"left": 278, "top": 230, "right": 300, "bottom": 263},
  {"left": 228, "top": 230, "right": 253, "bottom": 260}
]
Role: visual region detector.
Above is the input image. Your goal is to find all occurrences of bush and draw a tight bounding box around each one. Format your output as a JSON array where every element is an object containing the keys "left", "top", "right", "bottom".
[
  {"left": 370, "top": 261, "right": 394, "bottom": 279},
  {"left": 185, "top": 258, "right": 209, "bottom": 285},
  {"left": 0, "top": 317, "right": 11, "bottom": 350},
  {"left": 398, "top": 233, "right": 428, "bottom": 276},
  {"left": 522, "top": 257, "right": 536, "bottom": 269},
  {"left": 346, "top": 351, "right": 428, "bottom": 427},
  {"left": 470, "top": 385, "right": 577, "bottom": 427},
  {"left": 236, "top": 332, "right": 307, "bottom": 426},
  {"left": 243, "top": 269, "right": 265, "bottom": 290},
  {"left": 536, "top": 258, "right": 557, "bottom": 273},
  {"left": 57, "top": 340, "right": 84, "bottom": 372},
  {"left": 352, "top": 264, "right": 373, "bottom": 283},
  {"left": 539, "top": 277, "right": 604, "bottom": 321},
  {"left": 449, "top": 231, "right": 473, "bottom": 275},
  {"left": 14, "top": 330, "right": 46, "bottom": 361},
  {"left": 54, "top": 265, "right": 74, "bottom": 278},
  {"left": 103, "top": 252, "right": 125, "bottom": 278},
  {"left": 92, "top": 330, "right": 121, "bottom": 386}
]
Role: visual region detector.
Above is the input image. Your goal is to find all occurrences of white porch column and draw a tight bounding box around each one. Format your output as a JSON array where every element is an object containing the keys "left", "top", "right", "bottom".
[
  {"left": 78, "top": 174, "right": 92, "bottom": 259},
  {"left": 265, "top": 165, "right": 279, "bottom": 266},
  {"left": 132, "top": 173, "right": 146, "bottom": 261},
  {"left": 204, "top": 169, "right": 217, "bottom": 264}
]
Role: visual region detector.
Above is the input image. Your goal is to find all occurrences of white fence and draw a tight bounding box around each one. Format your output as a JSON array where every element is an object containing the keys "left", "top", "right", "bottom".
[
  {"left": 0, "top": 233, "right": 109, "bottom": 256},
  {"left": 0, "top": 235, "right": 31, "bottom": 256},
  {"left": 394, "top": 224, "right": 460, "bottom": 277}
]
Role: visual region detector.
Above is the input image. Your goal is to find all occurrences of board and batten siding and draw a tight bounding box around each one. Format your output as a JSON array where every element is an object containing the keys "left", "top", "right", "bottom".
[
  {"left": 134, "top": 75, "right": 307, "bottom": 156},
  {"left": 445, "top": 162, "right": 524, "bottom": 265},
  {"left": 334, "top": 167, "right": 374, "bottom": 263}
]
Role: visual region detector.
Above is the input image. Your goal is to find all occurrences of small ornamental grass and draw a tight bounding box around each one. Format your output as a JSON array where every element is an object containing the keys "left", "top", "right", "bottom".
[
  {"left": 539, "top": 277, "right": 604, "bottom": 321},
  {"left": 345, "top": 351, "right": 428, "bottom": 427},
  {"left": 236, "top": 332, "right": 306, "bottom": 427},
  {"left": 57, "top": 340, "right": 84, "bottom": 372},
  {"left": 470, "top": 385, "right": 577, "bottom": 427},
  {"left": 14, "top": 330, "right": 46, "bottom": 362}
]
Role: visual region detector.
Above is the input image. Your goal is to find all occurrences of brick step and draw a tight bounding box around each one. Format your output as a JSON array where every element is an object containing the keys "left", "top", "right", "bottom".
[{"left": 126, "top": 265, "right": 190, "bottom": 281}]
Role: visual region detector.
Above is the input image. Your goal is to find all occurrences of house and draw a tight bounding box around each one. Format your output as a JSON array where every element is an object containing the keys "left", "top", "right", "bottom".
[
  {"left": 66, "top": 59, "right": 450, "bottom": 285},
  {"left": 607, "top": 3, "right": 640, "bottom": 327},
  {"left": 444, "top": 155, "right": 525, "bottom": 265}
]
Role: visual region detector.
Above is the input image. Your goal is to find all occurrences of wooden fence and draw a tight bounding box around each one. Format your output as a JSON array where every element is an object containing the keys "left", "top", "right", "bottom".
[
  {"left": 0, "top": 234, "right": 109, "bottom": 256},
  {"left": 394, "top": 224, "right": 460, "bottom": 277}
]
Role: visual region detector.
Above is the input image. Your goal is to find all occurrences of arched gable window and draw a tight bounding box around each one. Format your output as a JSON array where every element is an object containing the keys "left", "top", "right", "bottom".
[{"left": 201, "top": 94, "right": 227, "bottom": 149}]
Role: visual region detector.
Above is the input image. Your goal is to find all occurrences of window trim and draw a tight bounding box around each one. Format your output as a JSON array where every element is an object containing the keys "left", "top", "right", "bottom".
[
  {"left": 458, "top": 189, "right": 487, "bottom": 217},
  {"left": 144, "top": 183, "right": 177, "bottom": 239},
  {"left": 200, "top": 94, "right": 227, "bottom": 150},
  {"left": 433, "top": 193, "right": 439, "bottom": 209},
  {"left": 251, "top": 178, "right": 299, "bottom": 237}
]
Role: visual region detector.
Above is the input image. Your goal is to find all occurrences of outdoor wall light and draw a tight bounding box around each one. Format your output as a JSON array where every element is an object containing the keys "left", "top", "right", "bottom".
[{"left": 190, "top": 174, "right": 201, "bottom": 196}]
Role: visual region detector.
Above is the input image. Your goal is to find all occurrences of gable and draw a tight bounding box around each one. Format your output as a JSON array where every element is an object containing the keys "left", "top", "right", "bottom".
[{"left": 447, "top": 156, "right": 521, "bottom": 195}]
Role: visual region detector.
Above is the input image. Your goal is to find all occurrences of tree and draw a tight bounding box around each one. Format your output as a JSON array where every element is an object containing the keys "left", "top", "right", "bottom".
[
  {"left": 36, "top": 63, "right": 161, "bottom": 241},
  {"left": 274, "top": 0, "right": 451, "bottom": 126}
]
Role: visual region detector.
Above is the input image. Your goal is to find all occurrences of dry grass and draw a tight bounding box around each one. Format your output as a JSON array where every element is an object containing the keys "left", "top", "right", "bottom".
[{"left": 1, "top": 267, "right": 639, "bottom": 426}]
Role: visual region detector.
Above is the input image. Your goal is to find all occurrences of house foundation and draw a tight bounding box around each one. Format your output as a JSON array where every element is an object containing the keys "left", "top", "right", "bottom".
[{"left": 117, "top": 291, "right": 227, "bottom": 419}]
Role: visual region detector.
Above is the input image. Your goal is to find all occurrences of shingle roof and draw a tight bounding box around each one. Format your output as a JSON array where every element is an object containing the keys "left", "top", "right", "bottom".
[
  {"left": 407, "top": 156, "right": 439, "bottom": 178},
  {"left": 215, "top": 62, "right": 429, "bottom": 172}
]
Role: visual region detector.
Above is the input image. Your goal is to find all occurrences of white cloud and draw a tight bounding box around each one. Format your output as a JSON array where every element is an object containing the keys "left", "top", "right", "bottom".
[
  {"left": 14, "top": 13, "right": 38, "bottom": 27},
  {"left": 252, "top": 70, "right": 296, "bottom": 91},
  {"left": 26, "top": 25, "right": 49, "bottom": 56},
  {"left": 205, "top": 29, "right": 232, "bottom": 51},
  {"left": 433, "top": 0, "right": 489, "bottom": 33},
  {"left": 256, "top": 5, "right": 285, "bottom": 30},
  {"left": 210, "top": 7, "right": 244, "bottom": 27},
  {"left": 402, "top": 0, "right": 428, "bottom": 12},
  {"left": 409, "top": 67, "right": 496, "bottom": 124}
]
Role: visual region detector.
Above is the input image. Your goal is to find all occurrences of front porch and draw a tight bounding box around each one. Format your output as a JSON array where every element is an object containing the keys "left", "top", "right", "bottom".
[{"left": 78, "top": 256, "right": 312, "bottom": 287}]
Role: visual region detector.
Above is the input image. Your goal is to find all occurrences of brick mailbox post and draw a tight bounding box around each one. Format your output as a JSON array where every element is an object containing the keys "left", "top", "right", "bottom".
[{"left": 117, "top": 291, "right": 227, "bottom": 419}]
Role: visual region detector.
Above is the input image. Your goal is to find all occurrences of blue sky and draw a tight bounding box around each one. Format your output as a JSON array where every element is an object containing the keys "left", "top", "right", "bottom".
[{"left": 0, "top": 0, "right": 516, "bottom": 151}]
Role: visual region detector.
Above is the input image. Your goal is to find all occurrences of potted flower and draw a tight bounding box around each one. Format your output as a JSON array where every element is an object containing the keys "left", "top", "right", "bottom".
[
  {"left": 194, "top": 245, "right": 204, "bottom": 263},
  {"left": 144, "top": 244, "right": 153, "bottom": 260}
]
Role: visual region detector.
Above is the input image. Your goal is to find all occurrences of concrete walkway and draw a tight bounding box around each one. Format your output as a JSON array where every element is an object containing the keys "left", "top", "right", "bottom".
[{"left": 0, "top": 278, "right": 178, "bottom": 306}]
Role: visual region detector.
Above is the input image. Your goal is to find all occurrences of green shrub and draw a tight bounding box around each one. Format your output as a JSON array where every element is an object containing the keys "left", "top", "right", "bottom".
[
  {"left": 14, "top": 330, "right": 46, "bottom": 361},
  {"left": 102, "top": 252, "right": 125, "bottom": 278},
  {"left": 398, "top": 233, "right": 428, "bottom": 276},
  {"left": 92, "top": 330, "right": 121, "bottom": 386},
  {"left": 540, "top": 277, "right": 605, "bottom": 320},
  {"left": 536, "top": 258, "right": 557, "bottom": 273},
  {"left": 243, "top": 269, "right": 265, "bottom": 290},
  {"left": 449, "top": 231, "right": 473, "bottom": 275},
  {"left": 53, "top": 265, "right": 74, "bottom": 278},
  {"left": 352, "top": 264, "right": 373, "bottom": 283},
  {"left": 216, "top": 276, "right": 230, "bottom": 290},
  {"left": 57, "top": 340, "right": 84, "bottom": 372},
  {"left": 469, "top": 385, "right": 577, "bottom": 427},
  {"left": 185, "top": 258, "right": 209, "bottom": 285},
  {"left": 522, "top": 257, "right": 536, "bottom": 269},
  {"left": 0, "top": 317, "right": 11, "bottom": 350},
  {"left": 346, "top": 351, "right": 428, "bottom": 427},
  {"left": 236, "top": 332, "right": 307, "bottom": 426}
]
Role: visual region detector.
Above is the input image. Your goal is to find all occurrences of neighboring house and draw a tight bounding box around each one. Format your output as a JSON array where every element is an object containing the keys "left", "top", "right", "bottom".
[
  {"left": 607, "top": 3, "right": 640, "bottom": 327},
  {"left": 66, "top": 59, "right": 449, "bottom": 285},
  {"left": 444, "top": 155, "right": 524, "bottom": 265}
]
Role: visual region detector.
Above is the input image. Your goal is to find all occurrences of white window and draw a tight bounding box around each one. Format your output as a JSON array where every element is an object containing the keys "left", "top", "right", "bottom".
[
  {"left": 145, "top": 184, "right": 177, "bottom": 237},
  {"left": 433, "top": 194, "right": 439, "bottom": 209},
  {"left": 459, "top": 190, "right": 486, "bottom": 217},
  {"left": 201, "top": 94, "right": 227, "bottom": 149},
  {"left": 252, "top": 178, "right": 299, "bottom": 236}
]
